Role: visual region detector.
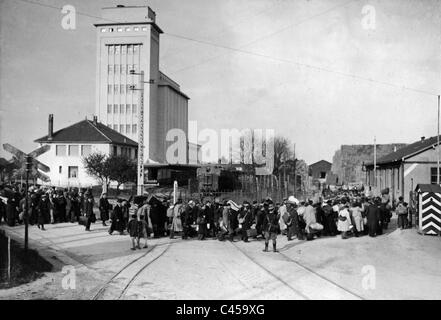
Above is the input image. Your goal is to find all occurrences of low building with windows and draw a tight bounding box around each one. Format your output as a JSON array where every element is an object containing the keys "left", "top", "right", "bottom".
[
  {"left": 34, "top": 114, "right": 137, "bottom": 188},
  {"left": 309, "top": 160, "right": 332, "bottom": 189},
  {"left": 364, "top": 135, "right": 441, "bottom": 203}
]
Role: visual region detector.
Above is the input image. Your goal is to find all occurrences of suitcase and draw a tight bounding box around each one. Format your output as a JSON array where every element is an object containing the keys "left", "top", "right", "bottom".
[
  {"left": 247, "top": 229, "right": 257, "bottom": 237},
  {"left": 79, "top": 216, "right": 88, "bottom": 226}
]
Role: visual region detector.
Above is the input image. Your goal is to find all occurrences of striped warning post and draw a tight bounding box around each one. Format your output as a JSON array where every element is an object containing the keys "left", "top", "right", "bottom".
[{"left": 421, "top": 192, "right": 441, "bottom": 235}]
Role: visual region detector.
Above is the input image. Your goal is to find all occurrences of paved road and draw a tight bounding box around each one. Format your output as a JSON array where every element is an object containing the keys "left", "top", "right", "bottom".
[{"left": 1, "top": 220, "right": 440, "bottom": 300}]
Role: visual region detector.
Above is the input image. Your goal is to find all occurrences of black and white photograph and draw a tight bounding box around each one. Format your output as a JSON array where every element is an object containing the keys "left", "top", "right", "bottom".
[{"left": 1, "top": 0, "right": 441, "bottom": 305}]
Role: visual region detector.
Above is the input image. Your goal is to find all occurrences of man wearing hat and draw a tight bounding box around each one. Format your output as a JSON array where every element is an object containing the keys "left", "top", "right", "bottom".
[
  {"left": 262, "top": 200, "right": 280, "bottom": 252},
  {"left": 109, "top": 198, "right": 124, "bottom": 235},
  {"left": 99, "top": 193, "right": 111, "bottom": 227}
]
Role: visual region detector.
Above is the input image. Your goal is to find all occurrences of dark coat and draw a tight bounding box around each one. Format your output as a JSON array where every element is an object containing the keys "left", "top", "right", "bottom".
[
  {"left": 53, "top": 195, "right": 67, "bottom": 219},
  {"left": 99, "top": 197, "right": 111, "bottom": 221},
  {"left": 182, "top": 205, "right": 197, "bottom": 225},
  {"left": 197, "top": 209, "right": 207, "bottom": 235},
  {"left": 238, "top": 208, "right": 253, "bottom": 230},
  {"left": 366, "top": 204, "right": 380, "bottom": 233},
  {"left": 228, "top": 209, "right": 239, "bottom": 231},
  {"left": 111, "top": 204, "right": 124, "bottom": 232},
  {"left": 262, "top": 210, "right": 280, "bottom": 233},
  {"left": 37, "top": 199, "right": 51, "bottom": 225},
  {"left": 6, "top": 200, "right": 16, "bottom": 226},
  {"left": 85, "top": 199, "right": 94, "bottom": 217},
  {"left": 127, "top": 219, "right": 139, "bottom": 237}
]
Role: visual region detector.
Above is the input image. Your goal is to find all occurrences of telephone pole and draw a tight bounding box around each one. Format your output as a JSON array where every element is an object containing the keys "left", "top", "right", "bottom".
[{"left": 130, "top": 70, "right": 147, "bottom": 195}]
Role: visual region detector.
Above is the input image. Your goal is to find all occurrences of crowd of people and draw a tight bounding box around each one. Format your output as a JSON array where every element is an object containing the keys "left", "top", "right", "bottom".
[{"left": 0, "top": 182, "right": 414, "bottom": 252}]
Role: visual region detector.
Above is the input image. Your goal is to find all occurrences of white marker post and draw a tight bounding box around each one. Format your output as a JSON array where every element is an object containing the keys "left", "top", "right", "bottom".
[
  {"left": 7, "top": 236, "right": 11, "bottom": 282},
  {"left": 173, "top": 180, "right": 178, "bottom": 204}
]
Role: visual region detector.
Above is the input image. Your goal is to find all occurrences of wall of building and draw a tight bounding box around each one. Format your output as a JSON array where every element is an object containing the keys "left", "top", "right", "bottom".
[
  {"left": 332, "top": 144, "right": 407, "bottom": 185},
  {"left": 366, "top": 146, "right": 441, "bottom": 202},
  {"left": 158, "top": 85, "right": 189, "bottom": 163},
  {"left": 36, "top": 143, "right": 111, "bottom": 187}
]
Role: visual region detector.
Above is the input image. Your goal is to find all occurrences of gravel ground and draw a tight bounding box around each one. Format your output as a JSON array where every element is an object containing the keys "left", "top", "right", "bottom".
[{"left": 1, "top": 219, "right": 440, "bottom": 300}]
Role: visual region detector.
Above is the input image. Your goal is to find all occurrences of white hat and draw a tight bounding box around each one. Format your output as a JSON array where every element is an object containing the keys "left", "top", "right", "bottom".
[
  {"left": 227, "top": 200, "right": 241, "bottom": 212},
  {"left": 287, "top": 196, "right": 299, "bottom": 205}
]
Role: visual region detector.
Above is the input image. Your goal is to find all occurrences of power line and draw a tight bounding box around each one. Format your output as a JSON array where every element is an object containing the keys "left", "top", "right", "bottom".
[
  {"left": 12, "top": 0, "right": 121, "bottom": 24},
  {"left": 9, "top": 0, "right": 438, "bottom": 96},
  {"left": 165, "top": 0, "right": 359, "bottom": 74},
  {"left": 160, "top": 0, "right": 287, "bottom": 62}
]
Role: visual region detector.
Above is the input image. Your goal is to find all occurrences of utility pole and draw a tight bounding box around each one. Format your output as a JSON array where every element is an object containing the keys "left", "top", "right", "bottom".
[
  {"left": 293, "top": 143, "right": 297, "bottom": 197},
  {"left": 373, "top": 136, "right": 377, "bottom": 188},
  {"left": 436, "top": 95, "right": 440, "bottom": 185},
  {"left": 130, "top": 70, "right": 147, "bottom": 196},
  {"left": 24, "top": 155, "right": 31, "bottom": 252}
]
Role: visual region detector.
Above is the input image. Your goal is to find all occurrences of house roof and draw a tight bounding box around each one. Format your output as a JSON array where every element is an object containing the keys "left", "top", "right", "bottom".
[
  {"left": 415, "top": 184, "right": 441, "bottom": 193},
  {"left": 365, "top": 136, "right": 440, "bottom": 167},
  {"left": 309, "top": 160, "right": 332, "bottom": 168},
  {"left": 34, "top": 119, "right": 138, "bottom": 147}
]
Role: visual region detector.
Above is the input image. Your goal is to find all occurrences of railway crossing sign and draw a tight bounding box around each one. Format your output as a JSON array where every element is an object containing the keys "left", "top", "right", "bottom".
[
  {"left": 3, "top": 143, "right": 51, "bottom": 182},
  {"left": 2, "top": 143, "right": 51, "bottom": 251}
]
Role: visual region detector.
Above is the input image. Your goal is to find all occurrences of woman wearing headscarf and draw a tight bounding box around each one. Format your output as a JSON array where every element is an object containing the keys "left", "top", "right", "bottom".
[
  {"left": 349, "top": 201, "right": 364, "bottom": 237},
  {"left": 170, "top": 198, "right": 183, "bottom": 239},
  {"left": 337, "top": 201, "right": 351, "bottom": 239}
]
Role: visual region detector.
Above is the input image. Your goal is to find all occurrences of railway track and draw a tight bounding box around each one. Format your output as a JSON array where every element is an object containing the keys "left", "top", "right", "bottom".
[
  {"left": 92, "top": 241, "right": 172, "bottom": 300},
  {"left": 230, "top": 241, "right": 364, "bottom": 300}
]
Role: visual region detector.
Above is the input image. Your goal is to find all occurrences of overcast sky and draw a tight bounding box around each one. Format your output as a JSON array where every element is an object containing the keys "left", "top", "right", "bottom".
[{"left": 1, "top": 0, "right": 440, "bottom": 164}]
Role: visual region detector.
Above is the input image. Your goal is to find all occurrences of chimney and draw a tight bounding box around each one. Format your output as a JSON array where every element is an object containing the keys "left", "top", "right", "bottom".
[
  {"left": 93, "top": 115, "right": 98, "bottom": 126},
  {"left": 48, "top": 114, "right": 54, "bottom": 140},
  {"left": 421, "top": 136, "right": 425, "bottom": 142}
]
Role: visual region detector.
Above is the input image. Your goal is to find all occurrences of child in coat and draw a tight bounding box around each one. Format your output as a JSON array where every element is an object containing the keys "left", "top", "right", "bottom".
[
  {"left": 137, "top": 214, "right": 148, "bottom": 249},
  {"left": 127, "top": 214, "right": 139, "bottom": 250}
]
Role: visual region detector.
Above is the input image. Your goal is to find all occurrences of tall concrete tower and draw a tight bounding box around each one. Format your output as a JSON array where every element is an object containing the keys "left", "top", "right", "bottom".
[{"left": 94, "top": 4, "right": 161, "bottom": 162}]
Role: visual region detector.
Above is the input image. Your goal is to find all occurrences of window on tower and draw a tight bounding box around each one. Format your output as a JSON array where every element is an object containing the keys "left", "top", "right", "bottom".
[
  {"left": 126, "top": 124, "right": 130, "bottom": 134},
  {"left": 120, "top": 104, "right": 124, "bottom": 113},
  {"left": 132, "top": 104, "right": 137, "bottom": 114},
  {"left": 126, "top": 104, "right": 131, "bottom": 113},
  {"left": 120, "top": 125, "right": 124, "bottom": 133},
  {"left": 113, "top": 125, "right": 118, "bottom": 131},
  {"left": 113, "top": 104, "right": 118, "bottom": 113},
  {"left": 132, "top": 124, "right": 137, "bottom": 134},
  {"left": 107, "top": 104, "right": 112, "bottom": 114},
  {"left": 107, "top": 85, "right": 112, "bottom": 94},
  {"left": 108, "top": 65, "right": 113, "bottom": 74},
  {"left": 120, "top": 85, "right": 124, "bottom": 94},
  {"left": 114, "top": 84, "right": 118, "bottom": 94}
]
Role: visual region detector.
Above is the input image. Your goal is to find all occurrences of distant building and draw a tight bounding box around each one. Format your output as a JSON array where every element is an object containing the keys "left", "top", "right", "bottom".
[
  {"left": 34, "top": 115, "right": 137, "bottom": 188},
  {"left": 364, "top": 136, "right": 441, "bottom": 203},
  {"left": 94, "top": 4, "right": 190, "bottom": 164},
  {"left": 331, "top": 143, "right": 407, "bottom": 185},
  {"left": 308, "top": 160, "right": 332, "bottom": 188}
]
